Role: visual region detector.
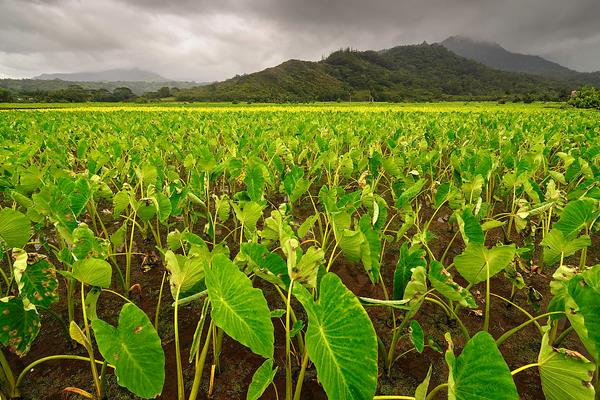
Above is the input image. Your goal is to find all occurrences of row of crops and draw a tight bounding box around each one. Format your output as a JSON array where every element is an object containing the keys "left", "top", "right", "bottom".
[{"left": 0, "top": 106, "right": 599, "bottom": 399}]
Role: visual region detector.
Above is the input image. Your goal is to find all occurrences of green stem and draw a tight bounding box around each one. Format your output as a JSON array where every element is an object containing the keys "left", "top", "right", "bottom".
[
  {"left": 553, "top": 325, "right": 574, "bottom": 347},
  {"left": 511, "top": 363, "right": 539, "bottom": 376},
  {"left": 0, "top": 348, "right": 16, "bottom": 396},
  {"left": 496, "top": 312, "right": 564, "bottom": 347},
  {"left": 490, "top": 293, "right": 542, "bottom": 333},
  {"left": 285, "top": 279, "right": 295, "bottom": 400},
  {"left": 15, "top": 355, "right": 111, "bottom": 390},
  {"left": 293, "top": 349, "right": 310, "bottom": 400},
  {"left": 154, "top": 271, "right": 167, "bottom": 330},
  {"left": 188, "top": 320, "right": 214, "bottom": 400},
  {"left": 81, "top": 283, "right": 101, "bottom": 399},
  {"left": 484, "top": 262, "right": 491, "bottom": 332},
  {"left": 174, "top": 286, "right": 185, "bottom": 400}
]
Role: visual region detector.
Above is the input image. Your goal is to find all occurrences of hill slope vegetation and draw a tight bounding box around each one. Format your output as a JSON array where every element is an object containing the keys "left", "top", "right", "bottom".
[{"left": 176, "top": 43, "right": 570, "bottom": 102}]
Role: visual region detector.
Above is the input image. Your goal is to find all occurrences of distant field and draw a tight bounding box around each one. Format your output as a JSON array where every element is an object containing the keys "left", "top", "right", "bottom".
[{"left": 0, "top": 101, "right": 572, "bottom": 113}]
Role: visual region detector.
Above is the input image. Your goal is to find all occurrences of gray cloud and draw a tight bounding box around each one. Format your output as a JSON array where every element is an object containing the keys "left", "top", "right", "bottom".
[{"left": 1, "top": 0, "right": 599, "bottom": 81}]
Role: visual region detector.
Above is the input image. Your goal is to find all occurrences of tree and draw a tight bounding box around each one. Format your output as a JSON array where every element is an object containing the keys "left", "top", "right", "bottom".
[
  {"left": 112, "top": 87, "right": 135, "bottom": 102},
  {"left": 0, "top": 88, "right": 13, "bottom": 102}
]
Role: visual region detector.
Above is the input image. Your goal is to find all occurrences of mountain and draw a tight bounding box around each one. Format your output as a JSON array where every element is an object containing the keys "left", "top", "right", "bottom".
[
  {"left": 440, "top": 36, "right": 600, "bottom": 86},
  {"left": 34, "top": 68, "right": 169, "bottom": 82},
  {"left": 176, "top": 43, "right": 569, "bottom": 102}
]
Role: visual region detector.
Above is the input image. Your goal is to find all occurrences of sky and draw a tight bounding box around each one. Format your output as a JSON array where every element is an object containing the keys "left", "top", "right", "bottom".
[{"left": 1, "top": 0, "right": 599, "bottom": 81}]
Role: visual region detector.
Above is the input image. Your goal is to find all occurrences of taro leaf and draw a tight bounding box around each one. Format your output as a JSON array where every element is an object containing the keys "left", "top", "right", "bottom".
[
  {"left": 396, "top": 178, "right": 425, "bottom": 209},
  {"left": 247, "top": 359, "right": 278, "bottom": 400},
  {"left": 259, "top": 210, "right": 294, "bottom": 245},
  {"left": 358, "top": 215, "right": 381, "bottom": 284},
  {"left": 72, "top": 258, "right": 112, "bottom": 288},
  {"left": 92, "top": 303, "right": 165, "bottom": 399},
  {"left": 293, "top": 273, "right": 378, "bottom": 400},
  {"left": 0, "top": 297, "right": 41, "bottom": 356},
  {"left": 454, "top": 243, "right": 516, "bottom": 285},
  {"left": 566, "top": 265, "right": 600, "bottom": 361},
  {"left": 164, "top": 250, "right": 207, "bottom": 300},
  {"left": 410, "top": 320, "right": 425, "bottom": 353},
  {"left": 293, "top": 246, "right": 325, "bottom": 289},
  {"left": 429, "top": 261, "right": 477, "bottom": 308},
  {"left": 241, "top": 243, "right": 289, "bottom": 286},
  {"left": 232, "top": 201, "right": 265, "bottom": 239},
  {"left": 435, "top": 182, "right": 451, "bottom": 208},
  {"left": 69, "top": 320, "right": 91, "bottom": 349},
  {"left": 554, "top": 199, "right": 596, "bottom": 238},
  {"left": 393, "top": 243, "right": 426, "bottom": 300},
  {"left": 298, "top": 214, "right": 318, "bottom": 238},
  {"left": 205, "top": 254, "right": 274, "bottom": 359},
  {"left": 338, "top": 229, "right": 364, "bottom": 263},
  {"left": 541, "top": 229, "right": 591, "bottom": 266},
  {"left": 245, "top": 161, "right": 265, "bottom": 202},
  {"left": 13, "top": 250, "right": 59, "bottom": 308},
  {"left": 415, "top": 366, "right": 433, "bottom": 400},
  {"left": 84, "top": 287, "right": 101, "bottom": 321},
  {"left": 113, "top": 190, "right": 130, "bottom": 216},
  {"left": 538, "top": 330, "right": 595, "bottom": 400},
  {"left": 72, "top": 223, "right": 108, "bottom": 260},
  {"left": 0, "top": 209, "right": 31, "bottom": 250},
  {"left": 445, "top": 331, "right": 518, "bottom": 400},
  {"left": 151, "top": 192, "right": 172, "bottom": 223},
  {"left": 456, "top": 208, "right": 484, "bottom": 245}
]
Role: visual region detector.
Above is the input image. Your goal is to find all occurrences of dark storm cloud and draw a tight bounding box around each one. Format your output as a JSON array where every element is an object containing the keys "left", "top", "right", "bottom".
[{"left": 1, "top": 0, "right": 599, "bottom": 80}]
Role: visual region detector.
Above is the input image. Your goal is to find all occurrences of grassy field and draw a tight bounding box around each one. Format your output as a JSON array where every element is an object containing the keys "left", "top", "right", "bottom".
[{"left": 0, "top": 103, "right": 598, "bottom": 400}]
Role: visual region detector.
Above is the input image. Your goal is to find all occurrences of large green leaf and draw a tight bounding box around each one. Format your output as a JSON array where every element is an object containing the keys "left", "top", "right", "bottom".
[
  {"left": 205, "top": 254, "right": 274, "bottom": 359},
  {"left": 232, "top": 201, "right": 265, "bottom": 239},
  {"left": 554, "top": 199, "right": 596, "bottom": 238},
  {"left": 541, "top": 229, "right": 591, "bottom": 266},
  {"left": 454, "top": 243, "right": 516, "bottom": 285},
  {"left": 92, "top": 303, "right": 165, "bottom": 398},
  {"left": 293, "top": 273, "right": 378, "bottom": 400},
  {"left": 445, "top": 331, "right": 518, "bottom": 400},
  {"left": 538, "top": 330, "right": 595, "bottom": 400},
  {"left": 392, "top": 243, "right": 426, "bottom": 300},
  {"left": 0, "top": 209, "right": 31, "bottom": 250},
  {"left": 0, "top": 296, "right": 41, "bottom": 356},
  {"left": 72, "top": 258, "right": 112, "bottom": 288},
  {"left": 566, "top": 265, "right": 600, "bottom": 361},
  {"left": 456, "top": 208, "right": 484, "bottom": 245},
  {"left": 164, "top": 250, "right": 207, "bottom": 300},
  {"left": 247, "top": 359, "right": 278, "bottom": 400},
  {"left": 13, "top": 250, "right": 59, "bottom": 308},
  {"left": 245, "top": 161, "right": 265, "bottom": 202}
]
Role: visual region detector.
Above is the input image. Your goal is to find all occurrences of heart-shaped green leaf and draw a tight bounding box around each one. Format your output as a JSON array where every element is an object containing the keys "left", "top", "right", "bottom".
[
  {"left": 454, "top": 243, "right": 516, "bottom": 284},
  {"left": 72, "top": 258, "right": 112, "bottom": 288},
  {"left": 92, "top": 303, "right": 165, "bottom": 398},
  {"left": 293, "top": 273, "right": 378, "bottom": 400},
  {"left": 538, "top": 330, "right": 595, "bottom": 400},
  {"left": 0, "top": 209, "right": 31, "bottom": 250},
  {"left": 445, "top": 331, "right": 518, "bottom": 400},
  {"left": 205, "top": 254, "right": 274, "bottom": 359}
]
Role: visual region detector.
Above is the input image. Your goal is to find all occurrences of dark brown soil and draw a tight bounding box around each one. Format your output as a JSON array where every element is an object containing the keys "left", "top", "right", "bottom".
[{"left": 5, "top": 202, "right": 599, "bottom": 400}]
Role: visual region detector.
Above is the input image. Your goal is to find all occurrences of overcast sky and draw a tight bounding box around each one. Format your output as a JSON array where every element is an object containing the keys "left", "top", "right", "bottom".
[{"left": 1, "top": 0, "right": 599, "bottom": 81}]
